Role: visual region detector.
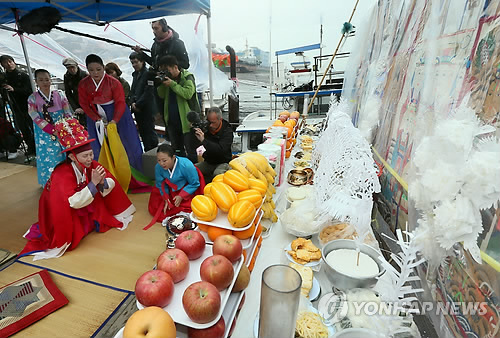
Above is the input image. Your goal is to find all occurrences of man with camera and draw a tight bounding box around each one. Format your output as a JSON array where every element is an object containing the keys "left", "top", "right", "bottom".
[
  {"left": 157, "top": 55, "right": 200, "bottom": 163},
  {"left": 0, "top": 55, "right": 35, "bottom": 157},
  {"left": 193, "top": 107, "right": 233, "bottom": 183}
]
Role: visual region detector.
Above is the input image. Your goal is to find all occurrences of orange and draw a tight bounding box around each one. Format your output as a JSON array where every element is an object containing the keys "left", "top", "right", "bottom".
[
  {"left": 207, "top": 226, "right": 232, "bottom": 241},
  {"left": 255, "top": 223, "right": 263, "bottom": 238},
  {"left": 233, "top": 223, "right": 256, "bottom": 240},
  {"left": 197, "top": 223, "right": 209, "bottom": 232},
  {"left": 285, "top": 150, "right": 291, "bottom": 158}
]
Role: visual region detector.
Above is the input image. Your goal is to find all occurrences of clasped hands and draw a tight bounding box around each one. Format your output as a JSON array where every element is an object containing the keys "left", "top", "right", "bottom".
[{"left": 91, "top": 165, "right": 106, "bottom": 186}]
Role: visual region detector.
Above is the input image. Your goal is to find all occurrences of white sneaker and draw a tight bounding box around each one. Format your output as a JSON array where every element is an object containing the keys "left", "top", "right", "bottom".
[{"left": 7, "top": 152, "right": 19, "bottom": 160}]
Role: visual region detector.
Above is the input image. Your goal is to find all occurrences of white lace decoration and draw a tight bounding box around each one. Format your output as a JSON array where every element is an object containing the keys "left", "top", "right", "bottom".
[{"left": 313, "top": 99, "right": 381, "bottom": 245}]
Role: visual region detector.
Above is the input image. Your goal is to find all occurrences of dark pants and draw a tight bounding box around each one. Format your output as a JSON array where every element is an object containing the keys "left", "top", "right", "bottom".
[
  {"left": 12, "top": 105, "right": 35, "bottom": 155},
  {"left": 196, "top": 161, "right": 230, "bottom": 183},
  {"left": 166, "top": 124, "right": 198, "bottom": 164},
  {"left": 133, "top": 108, "right": 159, "bottom": 152}
]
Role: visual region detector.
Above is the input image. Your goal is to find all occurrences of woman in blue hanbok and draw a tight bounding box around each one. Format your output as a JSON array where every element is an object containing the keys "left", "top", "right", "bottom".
[
  {"left": 28, "top": 69, "right": 73, "bottom": 186},
  {"left": 147, "top": 143, "right": 205, "bottom": 222}
]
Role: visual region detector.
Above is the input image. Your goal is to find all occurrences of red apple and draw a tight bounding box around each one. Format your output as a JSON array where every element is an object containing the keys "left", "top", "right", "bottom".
[
  {"left": 157, "top": 248, "right": 190, "bottom": 283},
  {"left": 135, "top": 270, "right": 174, "bottom": 307},
  {"left": 182, "top": 281, "right": 221, "bottom": 324},
  {"left": 175, "top": 230, "right": 206, "bottom": 260},
  {"left": 200, "top": 255, "right": 234, "bottom": 291},
  {"left": 213, "top": 235, "right": 242, "bottom": 263},
  {"left": 238, "top": 293, "right": 246, "bottom": 311},
  {"left": 228, "top": 315, "right": 237, "bottom": 337},
  {"left": 187, "top": 316, "right": 225, "bottom": 338}
]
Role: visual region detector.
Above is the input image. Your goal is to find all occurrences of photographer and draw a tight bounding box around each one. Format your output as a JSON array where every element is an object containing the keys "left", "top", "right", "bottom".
[
  {"left": 194, "top": 107, "right": 233, "bottom": 183},
  {"left": 0, "top": 55, "right": 36, "bottom": 156},
  {"left": 157, "top": 55, "right": 200, "bottom": 163}
]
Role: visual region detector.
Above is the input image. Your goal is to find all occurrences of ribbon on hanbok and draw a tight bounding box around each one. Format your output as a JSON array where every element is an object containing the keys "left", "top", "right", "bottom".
[{"left": 98, "top": 123, "right": 131, "bottom": 192}]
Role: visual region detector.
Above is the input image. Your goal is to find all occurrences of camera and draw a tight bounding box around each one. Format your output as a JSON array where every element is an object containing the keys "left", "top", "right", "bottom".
[
  {"left": 148, "top": 69, "right": 171, "bottom": 86},
  {"left": 187, "top": 111, "right": 209, "bottom": 133}
]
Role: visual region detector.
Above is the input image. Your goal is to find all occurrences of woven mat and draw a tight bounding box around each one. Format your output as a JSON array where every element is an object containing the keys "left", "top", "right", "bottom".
[
  {"left": 0, "top": 262, "right": 128, "bottom": 338},
  {"left": 0, "top": 167, "right": 40, "bottom": 254},
  {"left": 18, "top": 193, "right": 167, "bottom": 291}
]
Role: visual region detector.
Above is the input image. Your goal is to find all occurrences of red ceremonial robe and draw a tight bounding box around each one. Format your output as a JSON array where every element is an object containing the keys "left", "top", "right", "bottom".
[{"left": 19, "top": 160, "right": 134, "bottom": 256}]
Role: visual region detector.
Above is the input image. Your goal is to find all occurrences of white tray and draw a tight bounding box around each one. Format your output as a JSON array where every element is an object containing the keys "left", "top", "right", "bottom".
[
  {"left": 197, "top": 210, "right": 263, "bottom": 250},
  {"left": 115, "top": 292, "right": 246, "bottom": 338},
  {"left": 190, "top": 197, "right": 265, "bottom": 231},
  {"left": 245, "top": 235, "right": 261, "bottom": 267},
  {"left": 136, "top": 243, "right": 244, "bottom": 329}
]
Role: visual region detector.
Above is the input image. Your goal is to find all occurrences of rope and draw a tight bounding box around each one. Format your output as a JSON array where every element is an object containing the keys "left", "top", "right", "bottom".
[
  {"left": 107, "top": 23, "right": 148, "bottom": 49},
  {"left": 54, "top": 26, "right": 150, "bottom": 52},
  {"left": 305, "top": 0, "right": 360, "bottom": 115}
]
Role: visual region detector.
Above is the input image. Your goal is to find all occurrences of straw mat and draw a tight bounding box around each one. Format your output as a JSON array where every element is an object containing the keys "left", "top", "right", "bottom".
[
  {"left": 18, "top": 193, "right": 167, "bottom": 291},
  {"left": 0, "top": 166, "right": 40, "bottom": 254},
  {"left": 0, "top": 262, "right": 128, "bottom": 338}
]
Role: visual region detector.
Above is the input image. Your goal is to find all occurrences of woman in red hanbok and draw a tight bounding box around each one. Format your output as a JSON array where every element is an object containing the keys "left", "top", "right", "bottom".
[
  {"left": 20, "top": 118, "right": 135, "bottom": 260},
  {"left": 78, "top": 54, "right": 144, "bottom": 178}
]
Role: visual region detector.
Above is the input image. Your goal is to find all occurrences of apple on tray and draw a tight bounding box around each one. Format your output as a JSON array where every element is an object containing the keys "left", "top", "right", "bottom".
[
  {"left": 182, "top": 281, "right": 221, "bottom": 324},
  {"left": 175, "top": 230, "right": 206, "bottom": 260},
  {"left": 212, "top": 234, "right": 242, "bottom": 263},
  {"left": 135, "top": 270, "right": 174, "bottom": 308},
  {"left": 200, "top": 254, "right": 234, "bottom": 291},
  {"left": 157, "top": 248, "right": 190, "bottom": 283},
  {"left": 187, "top": 317, "right": 225, "bottom": 338}
]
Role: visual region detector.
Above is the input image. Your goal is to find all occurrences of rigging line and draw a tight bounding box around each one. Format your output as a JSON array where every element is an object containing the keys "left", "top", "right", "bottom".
[
  {"left": 53, "top": 26, "right": 150, "bottom": 52},
  {"left": 107, "top": 23, "right": 148, "bottom": 49},
  {"left": 305, "top": 0, "right": 360, "bottom": 116}
]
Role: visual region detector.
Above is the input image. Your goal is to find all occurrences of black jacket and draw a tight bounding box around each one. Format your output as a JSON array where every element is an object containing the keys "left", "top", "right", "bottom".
[
  {"left": 202, "top": 119, "right": 233, "bottom": 165},
  {"left": 129, "top": 66, "right": 154, "bottom": 114},
  {"left": 141, "top": 28, "right": 190, "bottom": 70},
  {"left": 63, "top": 68, "right": 87, "bottom": 111},
  {"left": 5, "top": 69, "right": 32, "bottom": 113}
]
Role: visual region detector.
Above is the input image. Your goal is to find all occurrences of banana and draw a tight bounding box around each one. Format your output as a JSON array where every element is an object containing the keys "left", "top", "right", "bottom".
[
  {"left": 267, "top": 183, "right": 276, "bottom": 195},
  {"left": 229, "top": 158, "right": 251, "bottom": 177},
  {"left": 264, "top": 172, "right": 275, "bottom": 184},
  {"left": 240, "top": 156, "right": 261, "bottom": 178},
  {"left": 269, "top": 199, "right": 276, "bottom": 209}
]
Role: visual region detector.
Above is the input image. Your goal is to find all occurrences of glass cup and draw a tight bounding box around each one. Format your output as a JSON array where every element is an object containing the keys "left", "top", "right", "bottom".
[{"left": 258, "top": 264, "right": 302, "bottom": 338}]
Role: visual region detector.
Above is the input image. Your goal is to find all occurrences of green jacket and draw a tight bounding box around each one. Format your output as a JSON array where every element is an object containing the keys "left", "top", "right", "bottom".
[{"left": 157, "top": 70, "right": 198, "bottom": 134}]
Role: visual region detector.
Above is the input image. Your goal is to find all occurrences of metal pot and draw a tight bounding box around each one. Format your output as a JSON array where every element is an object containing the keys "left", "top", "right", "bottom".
[
  {"left": 321, "top": 239, "right": 385, "bottom": 290},
  {"left": 332, "top": 328, "right": 378, "bottom": 337}
]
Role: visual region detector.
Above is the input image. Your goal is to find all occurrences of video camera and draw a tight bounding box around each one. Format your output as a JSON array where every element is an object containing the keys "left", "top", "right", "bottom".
[{"left": 187, "top": 111, "right": 209, "bottom": 134}]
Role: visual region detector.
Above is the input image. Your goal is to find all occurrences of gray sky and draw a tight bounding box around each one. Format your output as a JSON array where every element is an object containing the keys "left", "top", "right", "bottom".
[{"left": 209, "top": 0, "right": 376, "bottom": 53}]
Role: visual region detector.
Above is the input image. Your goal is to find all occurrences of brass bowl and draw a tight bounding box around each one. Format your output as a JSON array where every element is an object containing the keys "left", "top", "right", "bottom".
[{"left": 287, "top": 169, "right": 308, "bottom": 186}]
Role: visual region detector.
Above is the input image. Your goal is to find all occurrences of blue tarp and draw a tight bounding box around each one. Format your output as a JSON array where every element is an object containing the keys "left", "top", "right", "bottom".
[{"left": 0, "top": 1, "right": 210, "bottom": 25}]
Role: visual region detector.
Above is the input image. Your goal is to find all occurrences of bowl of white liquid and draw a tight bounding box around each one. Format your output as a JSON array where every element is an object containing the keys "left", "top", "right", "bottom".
[{"left": 321, "top": 239, "right": 385, "bottom": 290}]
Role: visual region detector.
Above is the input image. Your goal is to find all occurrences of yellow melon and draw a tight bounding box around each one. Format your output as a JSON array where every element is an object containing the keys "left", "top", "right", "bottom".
[
  {"left": 237, "top": 189, "right": 263, "bottom": 209},
  {"left": 228, "top": 200, "right": 256, "bottom": 228},
  {"left": 210, "top": 182, "right": 238, "bottom": 213},
  {"left": 213, "top": 174, "right": 224, "bottom": 182},
  {"left": 191, "top": 195, "right": 217, "bottom": 221},
  {"left": 204, "top": 183, "right": 213, "bottom": 198},
  {"left": 223, "top": 170, "right": 249, "bottom": 192}
]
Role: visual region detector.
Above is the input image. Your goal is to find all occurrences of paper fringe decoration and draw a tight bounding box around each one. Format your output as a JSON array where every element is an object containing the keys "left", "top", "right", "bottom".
[
  {"left": 368, "top": 229, "right": 425, "bottom": 337},
  {"left": 411, "top": 100, "right": 500, "bottom": 264},
  {"left": 314, "top": 98, "right": 381, "bottom": 246}
]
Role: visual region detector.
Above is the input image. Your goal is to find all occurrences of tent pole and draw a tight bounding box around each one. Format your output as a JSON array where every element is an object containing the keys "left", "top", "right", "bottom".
[
  {"left": 18, "top": 32, "right": 36, "bottom": 92},
  {"left": 206, "top": 12, "right": 214, "bottom": 108}
]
